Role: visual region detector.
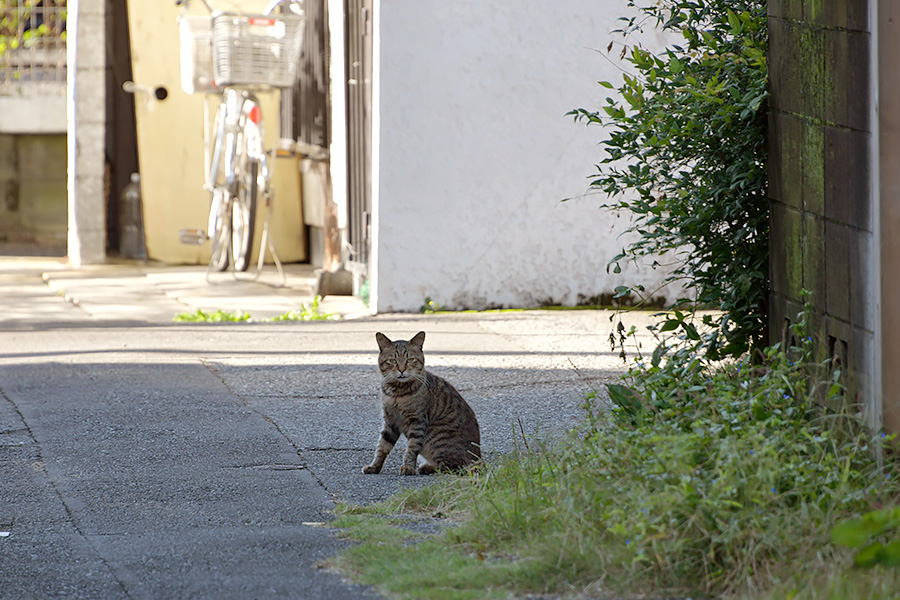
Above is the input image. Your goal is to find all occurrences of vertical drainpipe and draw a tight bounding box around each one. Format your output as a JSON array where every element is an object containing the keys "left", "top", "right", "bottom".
[
  {"left": 871, "top": 0, "right": 883, "bottom": 452},
  {"left": 66, "top": 0, "right": 107, "bottom": 266},
  {"left": 877, "top": 0, "right": 900, "bottom": 438}
]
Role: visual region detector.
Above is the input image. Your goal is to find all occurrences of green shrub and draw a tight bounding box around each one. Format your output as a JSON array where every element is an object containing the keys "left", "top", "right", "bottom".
[
  {"left": 574, "top": 313, "right": 894, "bottom": 594},
  {"left": 571, "top": 0, "right": 769, "bottom": 359}
]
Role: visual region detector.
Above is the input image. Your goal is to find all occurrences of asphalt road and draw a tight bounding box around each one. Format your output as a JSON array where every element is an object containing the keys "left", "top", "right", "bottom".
[{"left": 0, "top": 259, "right": 655, "bottom": 599}]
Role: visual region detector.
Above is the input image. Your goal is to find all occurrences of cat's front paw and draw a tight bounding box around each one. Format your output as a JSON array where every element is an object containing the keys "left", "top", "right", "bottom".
[
  {"left": 398, "top": 464, "right": 417, "bottom": 476},
  {"left": 418, "top": 463, "right": 436, "bottom": 475},
  {"left": 362, "top": 464, "right": 381, "bottom": 474}
]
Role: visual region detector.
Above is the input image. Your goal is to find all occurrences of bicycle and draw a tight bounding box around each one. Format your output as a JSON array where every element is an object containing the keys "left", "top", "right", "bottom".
[{"left": 176, "top": 0, "right": 305, "bottom": 279}]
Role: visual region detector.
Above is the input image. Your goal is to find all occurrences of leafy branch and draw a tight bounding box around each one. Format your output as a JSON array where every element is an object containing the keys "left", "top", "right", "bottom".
[{"left": 573, "top": 1, "right": 769, "bottom": 360}]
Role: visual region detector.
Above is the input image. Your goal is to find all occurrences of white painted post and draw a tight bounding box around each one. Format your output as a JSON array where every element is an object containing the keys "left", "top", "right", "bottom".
[{"left": 66, "top": 0, "right": 107, "bottom": 266}]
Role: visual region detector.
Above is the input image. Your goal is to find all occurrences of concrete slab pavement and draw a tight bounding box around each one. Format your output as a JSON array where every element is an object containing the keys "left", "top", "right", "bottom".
[
  {"left": 0, "top": 255, "right": 664, "bottom": 599},
  {"left": 27, "top": 258, "right": 371, "bottom": 323}
]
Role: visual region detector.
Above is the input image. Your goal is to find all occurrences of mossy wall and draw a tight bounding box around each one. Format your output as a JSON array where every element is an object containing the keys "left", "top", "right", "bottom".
[{"left": 768, "top": 0, "right": 874, "bottom": 407}]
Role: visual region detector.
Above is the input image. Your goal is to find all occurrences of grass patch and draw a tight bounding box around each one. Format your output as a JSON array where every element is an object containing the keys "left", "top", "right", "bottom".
[
  {"left": 329, "top": 513, "right": 425, "bottom": 544},
  {"left": 327, "top": 509, "right": 519, "bottom": 600},
  {"left": 173, "top": 308, "right": 250, "bottom": 322},
  {"left": 173, "top": 296, "right": 338, "bottom": 323},
  {"left": 328, "top": 311, "right": 900, "bottom": 599},
  {"left": 330, "top": 535, "right": 516, "bottom": 600},
  {"left": 263, "top": 296, "right": 339, "bottom": 322}
]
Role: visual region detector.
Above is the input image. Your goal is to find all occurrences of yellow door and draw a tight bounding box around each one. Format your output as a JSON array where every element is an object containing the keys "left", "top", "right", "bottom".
[{"left": 127, "top": 0, "right": 306, "bottom": 264}]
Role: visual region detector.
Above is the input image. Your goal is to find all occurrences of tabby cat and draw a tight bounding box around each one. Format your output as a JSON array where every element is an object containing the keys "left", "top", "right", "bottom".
[{"left": 363, "top": 331, "right": 481, "bottom": 475}]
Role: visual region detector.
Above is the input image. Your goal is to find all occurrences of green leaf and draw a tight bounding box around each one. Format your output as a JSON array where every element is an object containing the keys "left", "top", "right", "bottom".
[
  {"left": 651, "top": 343, "right": 666, "bottom": 368},
  {"left": 877, "top": 540, "right": 900, "bottom": 567},
  {"left": 613, "top": 285, "right": 631, "bottom": 299},
  {"left": 607, "top": 383, "right": 642, "bottom": 415},
  {"left": 831, "top": 518, "right": 874, "bottom": 548},
  {"left": 727, "top": 9, "right": 741, "bottom": 33},
  {"left": 854, "top": 542, "right": 884, "bottom": 568},
  {"left": 682, "top": 322, "right": 701, "bottom": 341},
  {"left": 660, "top": 319, "right": 681, "bottom": 333},
  {"left": 831, "top": 509, "right": 893, "bottom": 548}
]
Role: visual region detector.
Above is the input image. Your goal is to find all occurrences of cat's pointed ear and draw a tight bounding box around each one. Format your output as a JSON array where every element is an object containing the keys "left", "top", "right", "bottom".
[
  {"left": 375, "top": 332, "right": 392, "bottom": 351},
  {"left": 409, "top": 331, "right": 426, "bottom": 348}
]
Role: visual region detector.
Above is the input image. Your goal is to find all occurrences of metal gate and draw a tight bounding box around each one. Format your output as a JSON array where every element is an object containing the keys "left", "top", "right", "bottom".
[
  {"left": 344, "top": 0, "right": 372, "bottom": 273},
  {"left": 292, "top": 0, "right": 328, "bottom": 149}
]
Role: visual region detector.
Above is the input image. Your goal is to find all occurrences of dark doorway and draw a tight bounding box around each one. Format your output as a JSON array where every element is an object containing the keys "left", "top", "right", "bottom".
[{"left": 106, "top": 0, "right": 140, "bottom": 256}]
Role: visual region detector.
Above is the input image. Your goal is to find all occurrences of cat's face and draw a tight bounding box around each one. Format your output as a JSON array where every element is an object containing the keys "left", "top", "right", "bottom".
[{"left": 376, "top": 331, "right": 426, "bottom": 383}]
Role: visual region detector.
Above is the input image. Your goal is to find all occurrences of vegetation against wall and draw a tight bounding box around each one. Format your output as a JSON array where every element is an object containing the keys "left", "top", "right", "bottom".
[
  {"left": 0, "top": 0, "right": 67, "bottom": 85},
  {"left": 571, "top": 0, "right": 769, "bottom": 360},
  {"left": 0, "top": 1, "right": 66, "bottom": 51}
]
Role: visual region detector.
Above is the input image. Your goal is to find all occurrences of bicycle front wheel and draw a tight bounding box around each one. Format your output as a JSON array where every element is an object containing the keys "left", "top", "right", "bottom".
[
  {"left": 207, "top": 100, "right": 231, "bottom": 272},
  {"left": 231, "top": 156, "right": 258, "bottom": 272},
  {"left": 209, "top": 188, "right": 231, "bottom": 272}
]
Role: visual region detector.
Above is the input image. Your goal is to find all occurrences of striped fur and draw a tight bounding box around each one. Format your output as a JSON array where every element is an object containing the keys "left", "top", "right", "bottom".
[{"left": 363, "top": 331, "right": 481, "bottom": 476}]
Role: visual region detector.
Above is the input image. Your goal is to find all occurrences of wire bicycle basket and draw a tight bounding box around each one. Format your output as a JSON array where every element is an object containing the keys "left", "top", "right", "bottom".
[
  {"left": 212, "top": 12, "right": 304, "bottom": 88},
  {"left": 179, "top": 11, "right": 305, "bottom": 93}
]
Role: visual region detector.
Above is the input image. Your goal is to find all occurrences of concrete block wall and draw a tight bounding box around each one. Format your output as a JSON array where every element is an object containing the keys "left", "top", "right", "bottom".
[
  {"left": 0, "top": 134, "right": 68, "bottom": 252},
  {"left": 768, "top": 0, "right": 876, "bottom": 410}
]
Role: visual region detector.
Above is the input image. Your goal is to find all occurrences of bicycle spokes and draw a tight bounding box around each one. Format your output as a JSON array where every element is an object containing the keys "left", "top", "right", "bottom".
[{"left": 209, "top": 188, "right": 230, "bottom": 272}]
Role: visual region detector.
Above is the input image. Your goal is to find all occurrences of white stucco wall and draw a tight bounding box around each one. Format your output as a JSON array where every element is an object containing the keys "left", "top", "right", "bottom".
[{"left": 371, "top": 0, "right": 679, "bottom": 312}]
